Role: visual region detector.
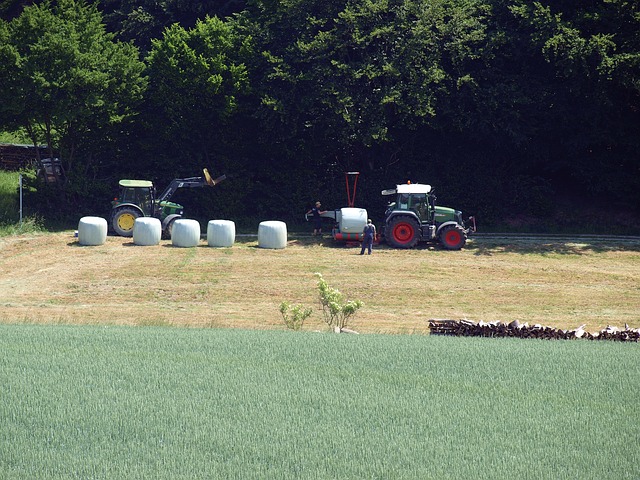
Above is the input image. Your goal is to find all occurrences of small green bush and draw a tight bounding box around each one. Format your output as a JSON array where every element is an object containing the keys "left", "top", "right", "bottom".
[
  {"left": 279, "top": 301, "right": 312, "bottom": 331},
  {"left": 315, "top": 272, "right": 363, "bottom": 331}
]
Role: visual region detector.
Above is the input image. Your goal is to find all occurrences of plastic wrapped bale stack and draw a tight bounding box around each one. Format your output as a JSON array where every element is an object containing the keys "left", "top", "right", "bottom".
[
  {"left": 258, "top": 221, "right": 287, "bottom": 249},
  {"left": 171, "top": 219, "right": 201, "bottom": 247},
  {"left": 207, "top": 220, "right": 236, "bottom": 247},
  {"left": 78, "top": 216, "right": 107, "bottom": 246},
  {"left": 133, "top": 217, "right": 162, "bottom": 246}
]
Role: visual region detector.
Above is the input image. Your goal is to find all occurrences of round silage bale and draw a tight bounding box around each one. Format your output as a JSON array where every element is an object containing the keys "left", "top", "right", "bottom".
[
  {"left": 207, "top": 220, "right": 235, "bottom": 247},
  {"left": 171, "top": 219, "right": 201, "bottom": 247},
  {"left": 78, "top": 216, "right": 107, "bottom": 246},
  {"left": 133, "top": 217, "right": 161, "bottom": 246},
  {"left": 258, "top": 221, "right": 287, "bottom": 249}
]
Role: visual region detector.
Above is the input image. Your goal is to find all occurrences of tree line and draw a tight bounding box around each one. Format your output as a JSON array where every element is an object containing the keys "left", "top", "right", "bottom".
[{"left": 1, "top": 0, "right": 638, "bottom": 231}]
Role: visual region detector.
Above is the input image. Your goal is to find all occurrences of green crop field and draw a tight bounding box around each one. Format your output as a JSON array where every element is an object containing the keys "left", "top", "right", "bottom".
[{"left": 1, "top": 324, "right": 637, "bottom": 479}]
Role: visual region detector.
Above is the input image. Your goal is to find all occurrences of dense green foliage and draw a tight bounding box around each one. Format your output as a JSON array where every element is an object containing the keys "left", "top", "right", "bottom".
[
  {"left": 0, "top": 170, "right": 45, "bottom": 235},
  {"left": 0, "top": 0, "right": 638, "bottom": 231},
  {"left": 0, "top": 170, "right": 18, "bottom": 223},
  {"left": 0, "top": 0, "right": 147, "bottom": 222},
  {"left": 1, "top": 324, "right": 638, "bottom": 478}
]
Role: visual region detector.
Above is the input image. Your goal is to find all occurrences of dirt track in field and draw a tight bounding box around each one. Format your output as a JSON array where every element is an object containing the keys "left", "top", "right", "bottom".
[{"left": 1, "top": 232, "right": 639, "bottom": 334}]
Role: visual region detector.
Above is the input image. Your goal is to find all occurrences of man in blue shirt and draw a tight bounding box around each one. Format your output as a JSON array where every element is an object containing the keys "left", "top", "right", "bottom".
[{"left": 360, "top": 219, "right": 376, "bottom": 255}]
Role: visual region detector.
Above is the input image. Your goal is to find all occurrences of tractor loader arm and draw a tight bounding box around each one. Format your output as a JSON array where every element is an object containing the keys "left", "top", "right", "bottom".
[{"left": 157, "top": 168, "right": 226, "bottom": 202}]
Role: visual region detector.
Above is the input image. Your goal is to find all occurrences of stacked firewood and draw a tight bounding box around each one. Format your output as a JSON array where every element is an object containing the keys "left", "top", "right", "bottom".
[{"left": 428, "top": 319, "right": 640, "bottom": 342}]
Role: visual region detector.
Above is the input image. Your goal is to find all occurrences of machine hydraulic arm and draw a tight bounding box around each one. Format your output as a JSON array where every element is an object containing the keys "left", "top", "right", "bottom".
[{"left": 157, "top": 168, "right": 226, "bottom": 203}]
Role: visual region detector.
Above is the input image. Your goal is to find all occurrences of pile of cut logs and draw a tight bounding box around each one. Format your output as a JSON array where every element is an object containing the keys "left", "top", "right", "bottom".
[{"left": 428, "top": 319, "right": 640, "bottom": 342}]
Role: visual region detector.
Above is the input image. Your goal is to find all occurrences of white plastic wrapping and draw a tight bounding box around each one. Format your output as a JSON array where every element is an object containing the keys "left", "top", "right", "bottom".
[
  {"left": 258, "top": 221, "right": 287, "bottom": 249},
  {"left": 171, "top": 219, "right": 201, "bottom": 247},
  {"left": 338, "top": 208, "right": 367, "bottom": 233},
  {"left": 207, "top": 220, "right": 236, "bottom": 247},
  {"left": 78, "top": 216, "right": 108, "bottom": 246},
  {"left": 133, "top": 217, "right": 162, "bottom": 246}
]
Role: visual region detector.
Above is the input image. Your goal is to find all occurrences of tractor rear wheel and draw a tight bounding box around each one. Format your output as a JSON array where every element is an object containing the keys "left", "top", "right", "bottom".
[
  {"left": 111, "top": 207, "right": 140, "bottom": 237},
  {"left": 386, "top": 216, "right": 420, "bottom": 248},
  {"left": 439, "top": 225, "right": 466, "bottom": 250}
]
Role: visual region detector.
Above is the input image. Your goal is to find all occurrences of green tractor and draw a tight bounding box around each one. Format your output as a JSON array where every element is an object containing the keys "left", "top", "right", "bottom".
[
  {"left": 381, "top": 182, "right": 476, "bottom": 250},
  {"left": 110, "top": 168, "right": 226, "bottom": 237}
]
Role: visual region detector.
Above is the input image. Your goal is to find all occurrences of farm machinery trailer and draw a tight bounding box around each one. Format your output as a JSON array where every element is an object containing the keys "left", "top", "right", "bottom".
[
  {"left": 110, "top": 168, "right": 226, "bottom": 237},
  {"left": 381, "top": 182, "right": 476, "bottom": 250},
  {"left": 305, "top": 172, "right": 369, "bottom": 242}
]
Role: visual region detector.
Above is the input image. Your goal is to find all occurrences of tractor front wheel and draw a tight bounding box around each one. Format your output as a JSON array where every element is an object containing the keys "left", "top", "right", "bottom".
[
  {"left": 439, "top": 225, "right": 467, "bottom": 250},
  {"left": 162, "top": 217, "right": 178, "bottom": 240},
  {"left": 386, "top": 216, "right": 420, "bottom": 248},
  {"left": 111, "top": 207, "right": 140, "bottom": 237}
]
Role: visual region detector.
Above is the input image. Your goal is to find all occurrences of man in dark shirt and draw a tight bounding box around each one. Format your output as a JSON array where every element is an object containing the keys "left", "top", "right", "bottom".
[
  {"left": 360, "top": 219, "right": 376, "bottom": 255},
  {"left": 306, "top": 201, "right": 327, "bottom": 236}
]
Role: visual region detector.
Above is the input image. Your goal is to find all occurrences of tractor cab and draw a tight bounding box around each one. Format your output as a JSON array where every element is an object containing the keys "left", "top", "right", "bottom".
[
  {"left": 383, "top": 183, "right": 435, "bottom": 224},
  {"left": 113, "top": 180, "right": 155, "bottom": 216}
]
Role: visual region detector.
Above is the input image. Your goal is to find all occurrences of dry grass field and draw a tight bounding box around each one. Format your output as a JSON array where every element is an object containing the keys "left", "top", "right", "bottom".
[{"left": 1, "top": 232, "right": 638, "bottom": 334}]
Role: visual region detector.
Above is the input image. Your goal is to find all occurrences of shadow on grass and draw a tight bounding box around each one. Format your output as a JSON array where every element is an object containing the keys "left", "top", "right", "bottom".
[
  {"left": 291, "top": 234, "right": 640, "bottom": 255},
  {"left": 467, "top": 237, "right": 640, "bottom": 256}
]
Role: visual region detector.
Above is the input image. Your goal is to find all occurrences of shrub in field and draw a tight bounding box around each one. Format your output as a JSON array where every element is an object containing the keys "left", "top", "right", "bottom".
[
  {"left": 315, "top": 272, "right": 363, "bottom": 332},
  {"left": 0, "top": 170, "right": 19, "bottom": 223},
  {"left": 0, "top": 215, "right": 44, "bottom": 237},
  {"left": 279, "top": 301, "right": 312, "bottom": 331}
]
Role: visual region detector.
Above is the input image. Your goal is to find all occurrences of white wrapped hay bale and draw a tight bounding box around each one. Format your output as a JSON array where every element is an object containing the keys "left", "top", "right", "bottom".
[
  {"left": 339, "top": 208, "right": 367, "bottom": 233},
  {"left": 78, "top": 216, "right": 107, "bottom": 246},
  {"left": 133, "top": 217, "right": 161, "bottom": 246},
  {"left": 207, "top": 220, "right": 235, "bottom": 247},
  {"left": 258, "top": 221, "right": 287, "bottom": 249},
  {"left": 171, "top": 219, "right": 201, "bottom": 247}
]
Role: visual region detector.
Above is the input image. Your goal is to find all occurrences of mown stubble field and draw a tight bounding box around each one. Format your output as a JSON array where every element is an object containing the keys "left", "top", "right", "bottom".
[{"left": 1, "top": 232, "right": 638, "bottom": 334}]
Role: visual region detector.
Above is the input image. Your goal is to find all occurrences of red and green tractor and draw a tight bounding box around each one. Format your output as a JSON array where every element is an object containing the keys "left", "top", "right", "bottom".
[{"left": 381, "top": 182, "right": 476, "bottom": 250}]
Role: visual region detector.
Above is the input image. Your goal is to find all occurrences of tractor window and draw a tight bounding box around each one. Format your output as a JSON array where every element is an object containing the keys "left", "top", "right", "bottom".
[
  {"left": 399, "top": 194, "right": 409, "bottom": 209},
  {"left": 120, "top": 187, "right": 152, "bottom": 215},
  {"left": 408, "top": 194, "right": 425, "bottom": 208},
  {"left": 410, "top": 194, "right": 428, "bottom": 220},
  {"left": 120, "top": 187, "right": 136, "bottom": 203},
  {"left": 135, "top": 189, "right": 152, "bottom": 215}
]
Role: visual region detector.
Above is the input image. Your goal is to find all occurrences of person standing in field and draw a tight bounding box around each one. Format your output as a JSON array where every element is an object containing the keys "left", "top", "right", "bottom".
[
  {"left": 307, "top": 201, "right": 327, "bottom": 236},
  {"left": 360, "top": 219, "right": 376, "bottom": 255}
]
